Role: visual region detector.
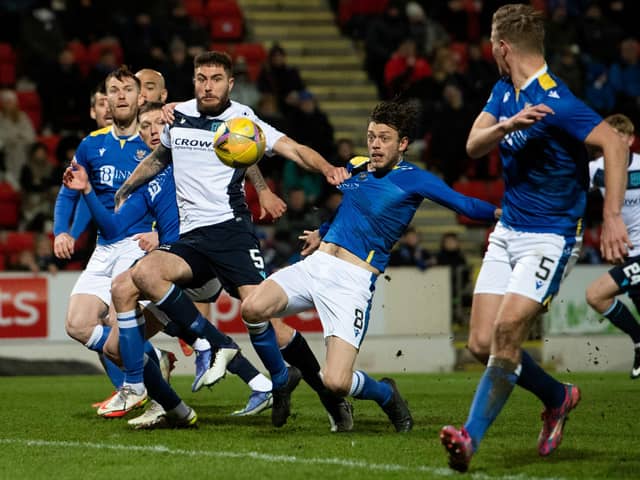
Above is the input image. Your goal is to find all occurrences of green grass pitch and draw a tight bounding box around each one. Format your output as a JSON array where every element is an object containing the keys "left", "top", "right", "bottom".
[{"left": 0, "top": 372, "right": 638, "bottom": 479}]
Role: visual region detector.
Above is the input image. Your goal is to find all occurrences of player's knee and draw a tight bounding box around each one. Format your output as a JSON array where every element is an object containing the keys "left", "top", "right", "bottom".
[
  {"left": 111, "top": 272, "right": 138, "bottom": 304},
  {"left": 585, "top": 284, "right": 606, "bottom": 311},
  {"left": 65, "top": 313, "right": 92, "bottom": 344},
  {"left": 467, "top": 333, "right": 491, "bottom": 364},
  {"left": 322, "top": 372, "right": 350, "bottom": 397},
  {"left": 241, "top": 295, "right": 266, "bottom": 324},
  {"left": 130, "top": 258, "right": 157, "bottom": 294}
]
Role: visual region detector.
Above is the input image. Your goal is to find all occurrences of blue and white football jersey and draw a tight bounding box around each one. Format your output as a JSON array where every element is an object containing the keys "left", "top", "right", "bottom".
[
  {"left": 83, "top": 165, "right": 180, "bottom": 245},
  {"left": 160, "top": 99, "right": 285, "bottom": 234},
  {"left": 484, "top": 65, "right": 602, "bottom": 237},
  {"left": 322, "top": 157, "right": 496, "bottom": 272},
  {"left": 590, "top": 152, "right": 640, "bottom": 257},
  {"left": 53, "top": 126, "right": 154, "bottom": 245}
]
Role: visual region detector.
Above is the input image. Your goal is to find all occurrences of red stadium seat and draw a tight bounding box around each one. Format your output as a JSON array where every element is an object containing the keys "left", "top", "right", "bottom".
[
  {"left": 67, "top": 41, "right": 91, "bottom": 76},
  {"left": 38, "top": 134, "right": 62, "bottom": 165},
  {"left": 209, "top": 42, "right": 235, "bottom": 56},
  {"left": 183, "top": 0, "right": 205, "bottom": 18},
  {"left": 3, "top": 232, "right": 35, "bottom": 255},
  {"left": 206, "top": 0, "right": 242, "bottom": 18},
  {"left": 234, "top": 43, "right": 266, "bottom": 64},
  {"left": 0, "top": 43, "right": 16, "bottom": 63},
  {"left": 16, "top": 90, "right": 42, "bottom": 132},
  {"left": 0, "top": 63, "right": 16, "bottom": 86},
  {"left": 0, "top": 182, "right": 20, "bottom": 229},
  {"left": 87, "top": 40, "right": 124, "bottom": 68},
  {"left": 453, "top": 180, "right": 494, "bottom": 226},
  {"left": 210, "top": 16, "right": 244, "bottom": 41},
  {"left": 449, "top": 42, "right": 469, "bottom": 73}
]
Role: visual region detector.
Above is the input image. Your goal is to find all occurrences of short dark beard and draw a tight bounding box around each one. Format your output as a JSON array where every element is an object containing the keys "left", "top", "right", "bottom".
[
  {"left": 112, "top": 114, "right": 136, "bottom": 132},
  {"left": 197, "top": 97, "right": 232, "bottom": 117}
]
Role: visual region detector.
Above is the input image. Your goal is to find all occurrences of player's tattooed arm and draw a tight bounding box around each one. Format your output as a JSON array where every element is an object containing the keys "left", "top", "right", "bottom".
[
  {"left": 115, "top": 145, "right": 171, "bottom": 209},
  {"left": 247, "top": 164, "right": 287, "bottom": 220},
  {"left": 246, "top": 164, "right": 267, "bottom": 192}
]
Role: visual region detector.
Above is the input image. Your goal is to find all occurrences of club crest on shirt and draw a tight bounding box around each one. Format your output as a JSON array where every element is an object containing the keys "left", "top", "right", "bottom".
[
  {"left": 358, "top": 172, "right": 368, "bottom": 181},
  {"left": 136, "top": 149, "right": 147, "bottom": 161}
]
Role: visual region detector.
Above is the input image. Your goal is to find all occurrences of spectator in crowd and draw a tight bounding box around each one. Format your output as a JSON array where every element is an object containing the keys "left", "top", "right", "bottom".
[
  {"left": 551, "top": 45, "right": 584, "bottom": 98},
  {"left": 584, "top": 62, "right": 616, "bottom": 114},
  {"left": 544, "top": 3, "right": 579, "bottom": 62},
  {"left": 289, "top": 90, "right": 335, "bottom": 160},
  {"left": 609, "top": 37, "right": 640, "bottom": 124},
  {"left": 18, "top": 3, "right": 65, "bottom": 83},
  {"left": 429, "top": 84, "right": 475, "bottom": 185},
  {"left": 332, "top": 138, "right": 355, "bottom": 167},
  {"left": 384, "top": 37, "right": 432, "bottom": 99},
  {"left": 231, "top": 56, "right": 260, "bottom": 109},
  {"left": 167, "top": 3, "right": 209, "bottom": 56},
  {"left": 86, "top": 48, "right": 118, "bottom": 96},
  {"left": 436, "top": 231, "right": 471, "bottom": 322},
  {"left": 20, "top": 142, "right": 59, "bottom": 194},
  {"left": 275, "top": 186, "right": 322, "bottom": 249},
  {"left": 40, "top": 48, "right": 86, "bottom": 133},
  {"left": 364, "top": 1, "right": 408, "bottom": 98},
  {"left": 466, "top": 41, "right": 497, "bottom": 109},
  {"left": 578, "top": 2, "right": 623, "bottom": 65},
  {"left": 389, "top": 225, "right": 435, "bottom": 270},
  {"left": 254, "top": 94, "right": 289, "bottom": 181},
  {"left": 0, "top": 89, "right": 36, "bottom": 188},
  {"left": 405, "top": 1, "right": 450, "bottom": 58},
  {"left": 163, "top": 38, "right": 193, "bottom": 103},
  {"left": 257, "top": 44, "right": 305, "bottom": 113},
  {"left": 8, "top": 233, "right": 61, "bottom": 273}
]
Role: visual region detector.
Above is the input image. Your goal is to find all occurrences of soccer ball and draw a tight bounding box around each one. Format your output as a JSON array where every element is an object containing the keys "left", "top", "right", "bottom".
[{"left": 213, "top": 117, "right": 266, "bottom": 168}]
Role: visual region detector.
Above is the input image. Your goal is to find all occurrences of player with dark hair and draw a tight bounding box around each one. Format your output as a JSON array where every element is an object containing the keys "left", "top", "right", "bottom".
[
  {"left": 241, "top": 100, "right": 500, "bottom": 429},
  {"left": 586, "top": 114, "right": 640, "bottom": 379},
  {"left": 53, "top": 66, "right": 176, "bottom": 418},
  {"left": 440, "top": 4, "right": 630, "bottom": 472},
  {"left": 113, "top": 51, "right": 354, "bottom": 430}
]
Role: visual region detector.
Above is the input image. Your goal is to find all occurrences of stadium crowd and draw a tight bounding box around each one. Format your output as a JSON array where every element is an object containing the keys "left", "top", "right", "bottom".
[{"left": 0, "top": 0, "right": 637, "bottom": 272}]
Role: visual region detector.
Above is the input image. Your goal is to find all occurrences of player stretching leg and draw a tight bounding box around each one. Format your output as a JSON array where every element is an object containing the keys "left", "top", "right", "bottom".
[
  {"left": 242, "top": 100, "right": 500, "bottom": 429},
  {"left": 440, "top": 4, "right": 630, "bottom": 472}
]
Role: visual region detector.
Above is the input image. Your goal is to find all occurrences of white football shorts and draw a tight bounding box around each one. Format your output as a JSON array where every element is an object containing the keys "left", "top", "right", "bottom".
[
  {"left": 269, "top": 250, "right": 377, "bottom": 349},
  {"left": 70, "top": 237, "right": 147, "bottom": 305},
  {"left": 474, "top": 222, "right": 582, "bottom": 306}
]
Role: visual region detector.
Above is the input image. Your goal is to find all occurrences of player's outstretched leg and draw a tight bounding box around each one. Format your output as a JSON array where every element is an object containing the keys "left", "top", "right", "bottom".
[
  {"left": 281, "top": 330, "right": 354, "bottom": 432},
  {"left": 348, "top": 370, "right": 412, "bottom": 432}
]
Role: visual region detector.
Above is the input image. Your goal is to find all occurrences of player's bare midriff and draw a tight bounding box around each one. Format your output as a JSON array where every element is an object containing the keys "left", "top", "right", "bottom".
[{"left": 319, "top": 242, "right": 380, "bottom": 275}]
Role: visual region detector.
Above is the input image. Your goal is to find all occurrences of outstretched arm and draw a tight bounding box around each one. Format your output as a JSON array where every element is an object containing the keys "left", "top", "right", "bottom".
[
  {"left": 273, "top": 136, "right": 349, "bottom": 186},
  {"left": 115, "top": 144, "right": 171, "bottom": 209}
]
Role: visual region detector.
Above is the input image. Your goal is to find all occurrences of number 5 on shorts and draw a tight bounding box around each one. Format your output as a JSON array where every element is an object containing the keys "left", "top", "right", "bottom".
[{"left": 249, "top": 249, "right": 265, "bottom": 269}]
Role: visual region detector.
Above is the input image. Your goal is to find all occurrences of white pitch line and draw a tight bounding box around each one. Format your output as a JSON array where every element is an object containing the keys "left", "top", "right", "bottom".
[{"left": 0, "top": 438, "right": 565, "bottom": 480}]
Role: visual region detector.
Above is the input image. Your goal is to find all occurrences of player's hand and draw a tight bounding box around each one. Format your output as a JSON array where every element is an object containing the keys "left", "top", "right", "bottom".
[
  {"left": 62, "top": 160, "right": 91, "bottom": 194},
  {"left": 506, "top": 104, "right": 554, "bottom": 132},
  {"left": 494, "top": 208, "right": 502, "bottom": 219},
  {"left": 161, "top": 102, "right": 179, "bottom": 125},
  {"left": 258, "top": 189, "right": 287, "bottom": 220},
  {"left": 323, "top": 166, "right": 350, "bottom": 186},
  {"left": 54, "top": 232, "right": 75, "bottom": 259},
  {"left": 299, "top": 229, "right": 321, "bottom": 256},
  {"left": 601, "top": 213, "right": 632, "bottom": 264},
  {"left": 133, "top": 231, "right": 159, "bottom": 252}
]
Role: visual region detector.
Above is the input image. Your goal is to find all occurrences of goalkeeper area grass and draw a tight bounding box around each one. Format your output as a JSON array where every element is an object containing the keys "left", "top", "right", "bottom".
[{"left": 1, "top": 372, "right": 638, "bottom": 479}]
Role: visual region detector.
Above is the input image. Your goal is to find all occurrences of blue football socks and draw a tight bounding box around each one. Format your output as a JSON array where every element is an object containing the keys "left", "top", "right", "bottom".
[
  {"left": 118, "top": 309, "right": 145, "bottom": 386},
  {"left": 349, "top": 370, "right": 393, "bottom": 405},
  {"left": 246, "top": 320, "right": 288, "bottom": 388},
  {"left": 464, "top": 356, "right": 520, "bottom": 451},
  {"left": 517, "top": 350, "right": 566, "bottom": 409}
]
